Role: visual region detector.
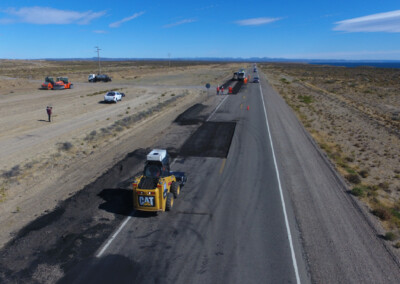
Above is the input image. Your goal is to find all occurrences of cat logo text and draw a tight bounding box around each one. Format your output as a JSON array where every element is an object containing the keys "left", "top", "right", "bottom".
[{"left": 138, "top": 196, "right": 155, "bottom": 207}]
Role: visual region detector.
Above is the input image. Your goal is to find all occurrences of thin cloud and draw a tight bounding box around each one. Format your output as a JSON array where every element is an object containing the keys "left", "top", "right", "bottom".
[
  {"left": 163, "top": 19, "right": 196, "bottom": 28},
  {"left": 334, "top": 10, "right": 400, "bottom": 32},
  {"left": 109, "top": 11, "right": 144, "bottom": 28},
  {"left": 93, "top": 30, "right": 108, "bottom": 34},
  {"left": 236, "top": 17, "right": 281, "bottom": 26},
  {"left": 0, "top": 7, "right": 105, "bottom": 25}
]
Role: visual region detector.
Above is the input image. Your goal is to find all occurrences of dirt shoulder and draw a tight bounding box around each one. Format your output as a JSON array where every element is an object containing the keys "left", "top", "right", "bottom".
[
  {"left": 0, "top": 61, "right": 239, "bottom": 248},
  {"left": 261, "top": 63, "right": 400, "bottom": 249}
]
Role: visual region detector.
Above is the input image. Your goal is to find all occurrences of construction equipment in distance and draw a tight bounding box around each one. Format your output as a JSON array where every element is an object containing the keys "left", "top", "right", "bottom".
[
  {"left": 233, "top": 68, "right": 246, "bottom": 81},
  {"left": 41, "top": 77, "right": 74, "bottom": 90},
  {"left": 88, "top": 74, "right": 112, "bottom": 82},
  {"left": 133, "top": 149, "right": 187, "bottom": 212}
]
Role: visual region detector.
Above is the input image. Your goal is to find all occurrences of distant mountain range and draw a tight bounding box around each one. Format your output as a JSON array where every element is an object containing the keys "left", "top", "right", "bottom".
[
  {"left": 4, "top": 57, "right": 400, "bottom": 68},
  {"left": 36, "top": 57, "right": 400, "bottom": 64}
]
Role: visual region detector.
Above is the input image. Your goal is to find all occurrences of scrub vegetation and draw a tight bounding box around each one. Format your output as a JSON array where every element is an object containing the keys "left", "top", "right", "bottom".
[{"left": 262, "top": 63, "right": 400, "bottom": 246}]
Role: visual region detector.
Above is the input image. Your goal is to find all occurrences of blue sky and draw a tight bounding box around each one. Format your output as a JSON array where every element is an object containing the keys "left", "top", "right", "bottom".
[{"left": 1, "top": 0, "right": 400, "bottom": 60}]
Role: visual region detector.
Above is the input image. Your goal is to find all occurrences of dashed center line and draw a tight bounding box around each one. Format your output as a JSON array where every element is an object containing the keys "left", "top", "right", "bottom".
[{"left": 219, "top": 158, "right": 227, "bottom": 174}]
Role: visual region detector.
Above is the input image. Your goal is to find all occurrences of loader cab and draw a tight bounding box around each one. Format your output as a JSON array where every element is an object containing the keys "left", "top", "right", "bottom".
[{"left": 143, "top": 149, "right": 170, "bottom": 178}]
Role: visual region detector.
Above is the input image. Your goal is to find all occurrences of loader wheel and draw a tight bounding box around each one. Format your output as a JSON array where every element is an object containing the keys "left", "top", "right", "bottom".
[
  {"left": 166, "top": 193, "right": 174, "bottom": 211},
  {"left": 70, "top": 84, "right": 74, "bottom": 89},
  {"left": 171, "top": 182, "right": 180, "bottom": 198}
]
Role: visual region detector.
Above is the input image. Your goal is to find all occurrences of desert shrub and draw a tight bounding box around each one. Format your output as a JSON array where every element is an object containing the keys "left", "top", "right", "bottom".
[
  {"left": 24, "top": 161, "right": 36, "bottom": 169},
  {"left": 369, "top": 185, "right": 379, "bottom": 191},
  {"left": 298, "top": 95, "right": 313, "bottom": 104},
  {"left": 372, "top": 208, "right": 391, "bottom": 221},
  {"left": 384, "top": 232, "right": 397, "bottom": 241},
  {"left": 2, "top": 165, "right": 21, "bottom": 178},
  {"left": 346, "top": 173, "right": 361, "bottom": 184},
  {"left": 379, "top": 182, "right": 390, "bottom": 191},
  {"left": 100, "top": 128, "right": 110, "bottom": 135},
  {"left": 358, "top": 169, "right": 369, "bottom": 178},
  {"left": 394, "top": 242, "right": 400, "bottom": 249},
  {"left": 59, "top": 142, "right": 73, "bottom": 151},
  {"left": 280, "top": 78, "right": 290, "bottom": 84},
  {"left": 351, "top": 186, "right": 365, "bottom": 197},
  {"left": 84, "top": 130, "right": 97, "bottom": 141},
  {"left": 391, "top": 208, "right": 400, "bottom": 219}
]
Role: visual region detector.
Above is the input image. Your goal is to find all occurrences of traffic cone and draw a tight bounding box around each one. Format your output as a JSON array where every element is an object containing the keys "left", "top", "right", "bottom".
[{"left": 247, "top": 105, "right": 250, "bottom": 111}]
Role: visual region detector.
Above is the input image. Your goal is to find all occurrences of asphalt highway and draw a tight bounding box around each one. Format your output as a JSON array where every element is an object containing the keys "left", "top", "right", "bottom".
[
  {"left": 2, "top": 68, "right": 399, "bottom": 283},
  {"left": 61, "top": 71, "right": 306, "bottom": 283}
]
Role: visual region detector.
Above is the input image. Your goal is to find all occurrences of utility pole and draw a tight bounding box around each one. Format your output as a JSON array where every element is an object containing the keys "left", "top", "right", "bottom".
[{"left": 95, "top": 46, "right": 101, "bottom": 74}]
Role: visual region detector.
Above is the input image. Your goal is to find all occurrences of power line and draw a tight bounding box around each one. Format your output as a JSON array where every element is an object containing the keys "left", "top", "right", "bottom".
[{"left": 95, "top": 46, "right": 101, "bottom": 74}]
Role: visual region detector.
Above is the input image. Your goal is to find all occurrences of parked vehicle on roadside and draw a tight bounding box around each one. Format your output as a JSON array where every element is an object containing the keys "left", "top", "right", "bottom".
[
  {"left": 88, "top": 74, "right": 112, "bottom": 82},
  {"left": 41, "top": 76, "right": 73, "bottom": 90},
  {"left": 104, "top": 91, "right": 123, "bottom": 103}
]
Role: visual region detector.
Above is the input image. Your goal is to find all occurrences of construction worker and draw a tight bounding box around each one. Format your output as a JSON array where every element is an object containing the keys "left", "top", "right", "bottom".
[
  {"left": 46, "top": 106, "right": 52, "bottom": 122},
  {"left": 216, "top": 85, "right": 220, "bottom": 95},
  {"left": 221, "top": 86, "right": 224, "bottom": 95}
]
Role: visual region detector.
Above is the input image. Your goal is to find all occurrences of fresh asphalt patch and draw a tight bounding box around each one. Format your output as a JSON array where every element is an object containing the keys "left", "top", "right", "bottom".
[
  {"left": 232, "top": 80, "right": 244, "bottom": 94},
  {"left": 0, "top": 149, "right": 150, "bottom": 283},
  {"left": 174, "top": 103, "right": 207, "bottom": 125},
  {"left": 179, "top": 121, "right": 236, "bottom": 158},
  {"left": 221, "top": 79, "right": 233, "bottom": 89},
  {"left": 0, "top": 100, "right": 237, "bottom": 282}
]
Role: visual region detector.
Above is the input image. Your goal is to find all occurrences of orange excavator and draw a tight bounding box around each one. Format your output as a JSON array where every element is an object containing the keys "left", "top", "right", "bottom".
[{"left": 41, "top": 77, "right": 74, "bottom": 90}]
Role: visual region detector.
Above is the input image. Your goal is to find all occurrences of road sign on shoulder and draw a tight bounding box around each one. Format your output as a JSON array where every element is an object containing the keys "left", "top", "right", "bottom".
[{"left": 205, "top": 83, "right": 210, "bottom": 89}]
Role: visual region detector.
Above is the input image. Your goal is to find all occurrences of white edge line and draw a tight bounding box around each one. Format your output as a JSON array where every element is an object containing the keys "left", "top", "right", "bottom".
[
  {"left": 259, "top": 83, "right": 301, "bottom": 284},
  {"left": 96, "top": 158, "right": 178, "bottom": 258},
  {"left": 206, "top": 95, "right": 229, "bottom": 121},
  {"left": 96, "top": 214, "right": 132, "bottom": 257}
]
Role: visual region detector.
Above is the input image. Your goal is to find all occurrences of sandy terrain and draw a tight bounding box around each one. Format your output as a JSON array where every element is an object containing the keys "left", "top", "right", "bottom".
[
  {"left": 262, "top": 63, "right": 400, "bottom": 247},
  {"left": 0, "top": 60, "right": 239, "bottom": 248}
]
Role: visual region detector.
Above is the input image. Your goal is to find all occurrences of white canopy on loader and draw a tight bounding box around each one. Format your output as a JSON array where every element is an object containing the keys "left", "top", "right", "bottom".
[{"left": 147, "top": 149, "right": 167, "bottom": 162}]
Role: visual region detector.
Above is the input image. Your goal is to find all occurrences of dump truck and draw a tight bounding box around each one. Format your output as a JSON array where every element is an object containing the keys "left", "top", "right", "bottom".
[
  {"left": 133, "top": 149, "right": 186, "bottom": 212},
  {"left": 88, "top": 74, "right": 112, "bottom": 82},
  {"left": 233, "top": 69, "right": 246, "bottom": 81},
  {"left": 41, "top": 77, "right": 73, "bottom": 90},
  {"left": 237, "top": 69, "right": 246, "bottom": 80}
]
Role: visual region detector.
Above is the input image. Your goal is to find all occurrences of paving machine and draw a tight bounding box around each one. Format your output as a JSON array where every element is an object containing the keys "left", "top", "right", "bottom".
[
  {"left": 53, "top": 77, "right": 73, "bottom": 90},
  {"left": 41, "top": 77, "right": 55, "bottom": 90},
  {"left": 41, "top": 77, "right": 73, "bottom": 90},
  {"left": 133, "top": 149, "right": 186, "bottom": 212}
]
